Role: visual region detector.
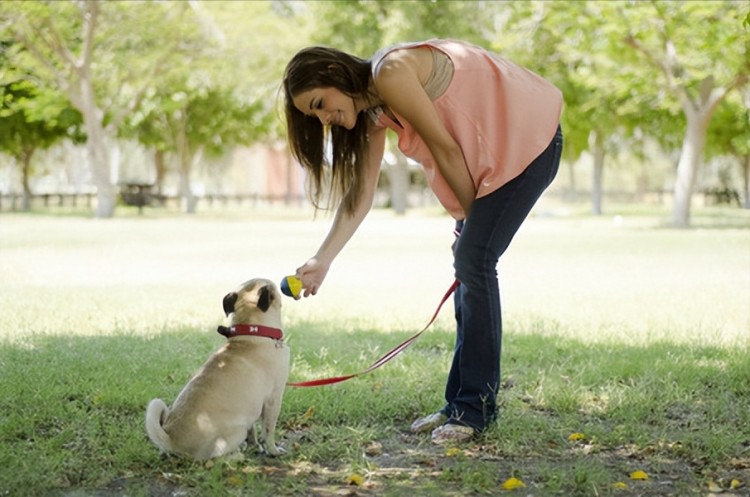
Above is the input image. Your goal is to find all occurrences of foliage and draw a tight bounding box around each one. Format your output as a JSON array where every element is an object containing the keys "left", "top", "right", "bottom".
[
  {"left": 0, "top": 37, "right": 84, "bottom": 156},
  {"left": 0, "top": 75, "right": 83, "bottom": 157},
  {"left": 0, "top": 39, "right": 83, "bottom": 208},
  {"left": 301, "top": 0, "right": 493, "bottom": 57},
  {"left": 123, "top": 86, "right": 265, "bottom": 158},
  {"left": 1, "top": 0, "right": 749, "bottom": 221},
  {"left": 707, "top": 90, "right": 750, "bottom": 160}
]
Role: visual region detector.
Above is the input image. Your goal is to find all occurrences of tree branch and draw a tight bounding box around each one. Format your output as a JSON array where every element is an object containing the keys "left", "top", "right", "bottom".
[
  {"left": 623, "top": 32, "right": 694, "bottom": 114},
  {"left": 12, "top": 24, "right": 77, "bottom": 105},
  {"left": 105, "top": 47, "right": 174, "bottom": 132},
  {"left": 37, "top": 16, "right": 78, "bottom": 70},
  {"left": 80, "top": 0, "right": 98, "bottom": 69},
  {"left": 707, "top": 73, "right": 749, "bottom": 113}
]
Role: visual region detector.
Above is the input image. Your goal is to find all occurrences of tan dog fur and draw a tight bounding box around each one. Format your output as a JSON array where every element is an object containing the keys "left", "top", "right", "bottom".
[{"left": 145, "top": 278, "right": 290, "bottom": 460}]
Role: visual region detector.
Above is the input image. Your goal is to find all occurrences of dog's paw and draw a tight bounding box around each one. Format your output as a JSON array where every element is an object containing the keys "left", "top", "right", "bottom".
[{"left": 264, "top": 444, "right": 286, "bottom": 457}]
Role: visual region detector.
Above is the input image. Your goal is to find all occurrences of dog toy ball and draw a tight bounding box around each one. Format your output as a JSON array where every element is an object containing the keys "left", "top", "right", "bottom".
[{"left": 280, "top": 275, "right": 303, "bottom": 300}]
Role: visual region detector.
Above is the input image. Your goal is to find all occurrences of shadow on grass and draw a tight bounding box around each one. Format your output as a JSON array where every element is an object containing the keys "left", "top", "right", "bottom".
[{"left": 1, "top": 324, "right": 749, "bottom": 496}]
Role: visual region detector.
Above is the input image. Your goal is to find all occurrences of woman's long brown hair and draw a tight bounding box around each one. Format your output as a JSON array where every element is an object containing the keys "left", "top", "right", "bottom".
[{"left": 283, "top": 46, "right": 374, "bottom": 214}]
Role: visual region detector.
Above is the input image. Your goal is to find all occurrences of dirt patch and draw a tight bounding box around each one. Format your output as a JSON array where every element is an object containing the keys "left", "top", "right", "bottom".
[{"left": 59, "top": 431, "right": 750, "bottom": 497}]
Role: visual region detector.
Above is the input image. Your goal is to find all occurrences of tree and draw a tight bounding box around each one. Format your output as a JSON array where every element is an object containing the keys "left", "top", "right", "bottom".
[
  {"left": 123, "top": 86, "right": 266, "bottom": 213},
  {"left": 1, "top": 1, "right": 208, "bottom": 218},
  {"left": 622, "top": 1, "right": 750, "bottom": 227},
  {"left": 0, "top": 77, "right": 83, "bottom": 210},
  {"left": 707, "top": 88, "right": 750, "bottom": 208}
]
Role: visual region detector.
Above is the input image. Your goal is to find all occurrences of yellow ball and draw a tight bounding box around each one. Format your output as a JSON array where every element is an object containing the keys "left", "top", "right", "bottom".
[{"left": 280, "top": 275, "right": 302, "bottom": 300}]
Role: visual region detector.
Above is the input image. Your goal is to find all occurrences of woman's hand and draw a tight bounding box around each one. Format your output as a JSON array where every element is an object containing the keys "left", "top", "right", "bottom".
[
  {"left": 295, "top": 257, "right": 331, "bottom": 297},
  {"left": 294, "top": 126, "right": 386, "bottom": 299}
]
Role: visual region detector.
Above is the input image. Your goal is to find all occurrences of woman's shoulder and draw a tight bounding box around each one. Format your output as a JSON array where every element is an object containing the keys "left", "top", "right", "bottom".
[
  {"left": 372, "top": 39, "right": 444, "bottom": 67},
  {"left": 372, "top": 41, "right": 436, "bottom": 82}
]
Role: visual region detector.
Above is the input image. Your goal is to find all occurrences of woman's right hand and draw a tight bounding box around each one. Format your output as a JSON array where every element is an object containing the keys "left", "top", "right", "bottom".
[
  {"left": 293, "top": 125, "right": 386, "bottom": 299},
  {"left": 295, "top": 257, "right": 331, "bottom": 297}
]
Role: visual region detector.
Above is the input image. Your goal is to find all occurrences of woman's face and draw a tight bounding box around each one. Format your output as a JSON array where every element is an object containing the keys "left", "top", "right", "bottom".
[{"left": 292, "top": 87, "right": 358, "bottom": 130}]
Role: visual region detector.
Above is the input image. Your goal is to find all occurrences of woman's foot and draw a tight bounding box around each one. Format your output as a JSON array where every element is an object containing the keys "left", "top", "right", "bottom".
[
  {"left": 410, "top": 412, "right": 448, "bottom": 433},
  {"left": 430, "top": 423, "right": 475, "bottom": 444}
]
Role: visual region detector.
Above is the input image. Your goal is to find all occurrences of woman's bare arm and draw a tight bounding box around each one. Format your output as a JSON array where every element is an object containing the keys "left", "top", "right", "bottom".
[
  {"left": 374, "top": 48, "right": 476, "bottom": 216},
  {"left": 296, "top": 125, "right": 387, "bottom": 296}
]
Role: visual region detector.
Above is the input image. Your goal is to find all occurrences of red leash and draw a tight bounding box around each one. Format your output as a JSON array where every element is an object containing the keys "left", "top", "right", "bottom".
[{"left": 287, "top": 279, "right": 459, "bottom": 387}]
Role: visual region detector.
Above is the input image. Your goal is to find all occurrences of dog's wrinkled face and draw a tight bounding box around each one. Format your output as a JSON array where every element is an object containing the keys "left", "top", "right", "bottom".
[{"left": 222, "top": 278, "right": 281, "bottom": 323}]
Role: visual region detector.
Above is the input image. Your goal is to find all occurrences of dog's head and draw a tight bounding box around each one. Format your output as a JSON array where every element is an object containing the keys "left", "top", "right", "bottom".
[{"left": 222, "top": 278, "right": 282, "bottom": 325}]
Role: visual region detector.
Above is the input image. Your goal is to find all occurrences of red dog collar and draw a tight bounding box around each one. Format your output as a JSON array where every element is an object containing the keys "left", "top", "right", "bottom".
[{"left": 217, "top": 324, "right": 283, "bottom": 341}]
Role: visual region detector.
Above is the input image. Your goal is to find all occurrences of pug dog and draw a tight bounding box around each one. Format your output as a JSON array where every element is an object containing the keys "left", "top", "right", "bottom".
[{"left": 145, "top": 278, "right": 290, "bottom": 460}]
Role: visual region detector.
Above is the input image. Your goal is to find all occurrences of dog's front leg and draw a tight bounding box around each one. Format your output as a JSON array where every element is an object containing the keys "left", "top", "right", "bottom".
[{"left": 260, "top": 398, "right": 285, "bottom": 456}]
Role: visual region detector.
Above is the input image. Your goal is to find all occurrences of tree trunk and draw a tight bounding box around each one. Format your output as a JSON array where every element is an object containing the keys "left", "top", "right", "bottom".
[
  {"left": 590, "top": 130, "right": 605, "bottom": 216},
  {"left": 179, "top": 170, "right": 196, "bottom": 213},
  {"left": 83, "top": 115, "right": 117, "bottom": 218},
  {"left": 20, "top": 148, "right": 34, "bottom": 212},
  {"left": 672, "top": 113, "right": 709, "bottom": 228},
  {"left": 742, "top": 154, "right": 750, "bottom": 209},
  {"left": 154, "top": 149, "right": 166, "bottom": 192},
  {"left": 389, "top": 154, "right": 410, "bottom": 215},
  {"left": 72, "top": 2, "right": 117, "bottom": 219},
  {"left": 66, "top": 52, "right": 117, "bottom": 218},
  {"left": 177, "top": 125, "right": 198, "bottom": 214}
]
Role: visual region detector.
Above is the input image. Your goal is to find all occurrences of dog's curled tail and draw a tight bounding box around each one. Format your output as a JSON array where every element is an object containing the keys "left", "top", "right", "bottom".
[{"left": 145, "top": 398, "right": 173, "bottom": 454}]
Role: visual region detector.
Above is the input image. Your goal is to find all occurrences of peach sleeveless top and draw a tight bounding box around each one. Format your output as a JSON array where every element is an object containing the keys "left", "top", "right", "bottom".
[{"left": 370, "top": 39, "right": 563, "bottom": 219}]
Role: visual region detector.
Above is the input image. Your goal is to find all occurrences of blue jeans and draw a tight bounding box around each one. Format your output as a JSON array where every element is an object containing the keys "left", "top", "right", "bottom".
[{"left": 441, "top": 126, "right": 563, "bottom": 431}]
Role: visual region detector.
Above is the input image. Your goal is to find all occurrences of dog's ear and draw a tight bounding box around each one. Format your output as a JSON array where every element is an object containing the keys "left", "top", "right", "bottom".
[
  {"left": 257, "top": 285, "right": 274, "bottom": 312},
  {"left": 222, "top": 292, "right": 238, "bottom": 316}
]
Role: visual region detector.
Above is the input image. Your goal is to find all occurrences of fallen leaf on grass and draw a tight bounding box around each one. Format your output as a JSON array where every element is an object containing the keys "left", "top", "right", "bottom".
[
  {"left": 568, "top": 432, "right": 586, "bottom": 442},
  {"left": 707, "top": 479, "right": 724, "bottom": 492},
  {"left": 612, "top": 481, "right": 628, "bottom": 490},
  {"left": 501, "top": 477, "right": 526, "bottom": 490},
  {"left": 298, "top": 405, "right": 315, "bottom": 424},
  {"left": 629, "top": 470, "right": 649, "bottom": 480},
  {"left": 347, "top": 473, "right": 364, "bottom": 486},
  {"left": 706, "top": 478, "right": 745, "bottom": 492}
]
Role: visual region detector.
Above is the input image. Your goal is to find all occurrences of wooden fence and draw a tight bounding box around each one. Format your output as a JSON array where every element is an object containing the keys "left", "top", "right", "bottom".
[
  {"left": 0, "top": 191, "right": 309, "bottom": 212},
  {"left": 0, "top": 187, "right": 743, "bottom": 213}
]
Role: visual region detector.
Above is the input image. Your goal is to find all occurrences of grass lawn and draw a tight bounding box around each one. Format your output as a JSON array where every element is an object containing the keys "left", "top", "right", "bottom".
[{"left": 0, "top": 202, "right": 748, "bottom": 496}]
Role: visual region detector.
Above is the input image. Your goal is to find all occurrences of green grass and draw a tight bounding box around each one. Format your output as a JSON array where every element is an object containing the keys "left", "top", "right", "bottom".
[{"left": 1, "top": 204, "right": 749, "bottom": 496}]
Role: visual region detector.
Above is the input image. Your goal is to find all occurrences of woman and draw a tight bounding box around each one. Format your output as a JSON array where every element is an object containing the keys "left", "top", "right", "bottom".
[{"left": 282, "top": 39, "right": 563, "bottom": 444}]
